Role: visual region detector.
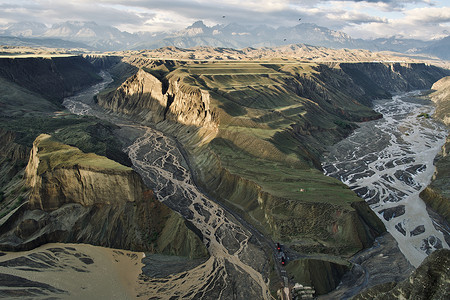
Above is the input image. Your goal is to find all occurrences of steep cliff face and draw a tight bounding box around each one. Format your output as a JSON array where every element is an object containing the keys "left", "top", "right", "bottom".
[
  {"left": 340, "top": 62, "right": 449, "bottom": 98},
  {"left": 98, "top": 69, "right": 167, "bottom": 123},
  {"left": 420, "top": 76, "right": 450, "bottom": 224},
  {"left": 25, "top": 134, "right": 141, "bottom": 210},
  {"left": 83, "top": 54, "right": 122, "bottom": 70},
  {"left": 281, "top": 63, "right": 388, "bottom": 109},
  {"left": 165, "top": 71, "right": 218, "bottom": 129},
  {"left": 0, "top": 129, "right": 29, "bottom": 187},
  {"left": 286, "top": 258, "right": 350, "bottom": 295},
  {"left": 0, "top": 129, "right": 30, "bottom": 222},
  {"left": 0, "top": 56, "right": 101, "bottom": 104},
  {"left": 353, "top": 249, "right": 450, "bottom": 300},
  {"left": 429, "top": 76, "right": 450, "bottom": 125},
  {"left": 0, "top": 130, "right": 29, "bottom": 161},
  {"left": 0, "top": 135, "right": 208, "bottom": 258},
  {"left": 97, "top": 69, "right": 218, "bottom": 132}
]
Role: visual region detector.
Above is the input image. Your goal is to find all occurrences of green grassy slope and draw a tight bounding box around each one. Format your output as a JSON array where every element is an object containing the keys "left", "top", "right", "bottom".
[
  {"left": 0, "top": 57, "right": 131, "bottom": 221},
  {"left": 96, "top": 57, "right": 450, "bottom": 294},
  {"left": 0, "top": 56, "right": 209, "bottom": 260},
  {"left": 97, "top": 57, "right": 446, "bottom": 261},
  {"left": 122, "top": 60, "right": 389, "bottom": 258},
  {"left": 34, "top": 134, "right": 131, "bottom": 175}
]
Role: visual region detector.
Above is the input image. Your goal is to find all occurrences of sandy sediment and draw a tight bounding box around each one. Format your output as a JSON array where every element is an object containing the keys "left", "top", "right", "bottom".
[{"left": 0, "top": 243, "right": 144, "bottom": 299}]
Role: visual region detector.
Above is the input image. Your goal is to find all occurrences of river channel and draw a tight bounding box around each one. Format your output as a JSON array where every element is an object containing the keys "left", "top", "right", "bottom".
[
  {"left": 322, "top": 91, "right": 449, "bottom": 267},
  {"left": 63, "top": 72, "right": 273, "bottom": 299}
]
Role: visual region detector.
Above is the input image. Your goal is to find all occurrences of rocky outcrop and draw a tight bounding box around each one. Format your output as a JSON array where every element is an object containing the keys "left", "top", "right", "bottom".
[
  {"left": 429, "top": 76, "right": 450, "bottom": 126},
  {"left": 0, "top": 129, "right": 29, "bottom": 162},
  {"left": 0, "top": 135, "right": 208, "bottom": 259},
  {"left": 353, "top": 249, "right": 450, "bottom": 300},
  {"left": 286, "top": 258, "right": 350, "bottom": 295},
  {"left": 165, "top": 71, "right": 217, "bottom": 128},
  {"left": 420, "top": 175, "right": 450, "bottom": 225},
  {"left": 98, "top": 69, "right": 168, "bottom": 123},
  {"left": 0, "top": 129, "right": 29, "bottom": 187},
  {"left": 25, "top": 134, "right": 142, "bottom": 211},
  {"left": 97, "top": 68, "right": 218, "bottom": 131},
  {"left": 0, "top": 56, "right": 101, "bottom": 104}
]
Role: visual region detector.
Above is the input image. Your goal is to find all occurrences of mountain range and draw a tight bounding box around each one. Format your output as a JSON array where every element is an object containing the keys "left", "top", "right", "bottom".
[{"left": 0, "top": 21, "right": 448, "bottom": 59}]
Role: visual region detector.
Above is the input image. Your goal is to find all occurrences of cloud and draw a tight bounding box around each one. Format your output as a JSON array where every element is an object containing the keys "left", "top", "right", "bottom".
[
  {"left": 329, "top": 0, "right": 432, "bottom": 5},
  {"left": 343, "top": 6, "right": 450, "bottom": 40},
  {"left": 325, "top": 11, "right": 386, "bottom": 25},
  {"left": 0, "top": 0, "right": 385, "bottom": 29},
  {"left": 404, "top": 6, "right": 450, "bottom": 24},
  {"left": 0, "top": 0, "right": 447, "bottom": 40},
  {"left": 0, "top": 0, "right": 154, "bottom": 28}
]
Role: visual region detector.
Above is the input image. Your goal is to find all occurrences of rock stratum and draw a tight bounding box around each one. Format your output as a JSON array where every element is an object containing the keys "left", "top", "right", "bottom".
[
  {"left": 114, "top": 45, "right": 414, "bottom": 63},
  {"left": 0, "top": 134, "right": 208, "bottom": 259}
]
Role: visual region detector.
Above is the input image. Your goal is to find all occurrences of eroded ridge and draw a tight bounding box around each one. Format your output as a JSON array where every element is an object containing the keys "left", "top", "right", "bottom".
[{"left": 323, "top": 91, "right": 449, "bottom": 267}]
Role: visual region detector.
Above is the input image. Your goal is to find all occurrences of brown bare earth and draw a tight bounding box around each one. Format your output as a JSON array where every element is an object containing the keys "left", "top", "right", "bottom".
[
  {"left": 0, "top": 45, "right": 78, "bottom": 58},
  {"left": 0, "top": 243, "right": 144, "bottom": 299},
  {"left": 109, "top": 44, "right": 417, "bottom": 63}
]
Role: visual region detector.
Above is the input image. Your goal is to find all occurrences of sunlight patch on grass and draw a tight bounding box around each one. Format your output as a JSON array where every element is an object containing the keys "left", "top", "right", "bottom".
[{"left": 35, "top": 134, "right": 131, "bottom": 175}]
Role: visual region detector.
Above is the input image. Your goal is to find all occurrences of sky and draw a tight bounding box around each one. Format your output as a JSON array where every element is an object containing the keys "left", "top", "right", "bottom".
[{"left": 0, "top": 0, "right": 449, "bottom": 40}]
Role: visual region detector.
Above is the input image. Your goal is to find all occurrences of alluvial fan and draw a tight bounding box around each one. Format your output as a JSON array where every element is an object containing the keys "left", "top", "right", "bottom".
[{"left": 322, "top": 91, "right": 449, "bottom": 267}]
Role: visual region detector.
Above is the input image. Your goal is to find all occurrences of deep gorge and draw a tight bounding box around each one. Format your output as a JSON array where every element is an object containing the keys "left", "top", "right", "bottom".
[{"left": 0, "top": 55, "right": 448, "bottom": 299}]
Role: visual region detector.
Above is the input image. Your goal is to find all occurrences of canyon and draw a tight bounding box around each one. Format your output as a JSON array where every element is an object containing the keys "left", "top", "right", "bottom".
[{"left": 0, "top": 48, "right": 448, "bottom": 299}]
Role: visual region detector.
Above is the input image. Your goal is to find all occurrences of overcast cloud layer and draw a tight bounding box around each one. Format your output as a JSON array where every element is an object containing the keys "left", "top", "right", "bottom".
[{"left": 0, "top": 0, "right": 449, "bottom": 40}]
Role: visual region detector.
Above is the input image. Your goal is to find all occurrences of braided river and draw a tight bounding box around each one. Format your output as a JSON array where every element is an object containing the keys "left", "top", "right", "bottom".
[{"left": 322, "top": 91, "right": 449, "bottom": 267}]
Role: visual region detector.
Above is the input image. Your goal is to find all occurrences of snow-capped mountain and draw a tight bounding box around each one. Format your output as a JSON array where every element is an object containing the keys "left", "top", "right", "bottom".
[{"left": 0, "top": 20, "right": 448, "bottom": 60}]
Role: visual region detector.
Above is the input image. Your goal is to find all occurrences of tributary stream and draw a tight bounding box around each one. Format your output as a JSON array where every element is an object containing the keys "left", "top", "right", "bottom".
[{"left": 322, "top": 91, "right": 449, "bottom": 267}]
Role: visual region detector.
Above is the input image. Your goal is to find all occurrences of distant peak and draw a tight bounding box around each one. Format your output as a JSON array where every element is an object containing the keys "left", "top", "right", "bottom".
[{"left": 187, "top": 21, "right": 207, "bottom": 29}]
